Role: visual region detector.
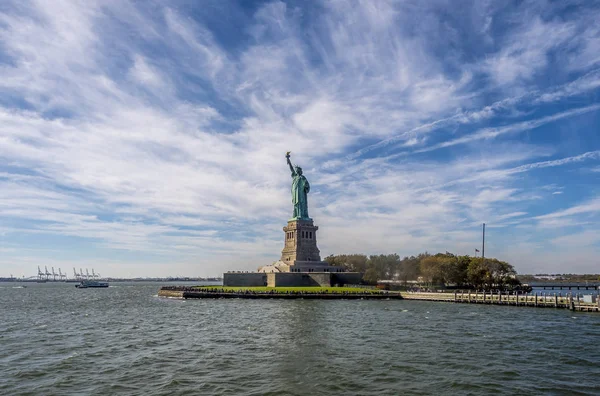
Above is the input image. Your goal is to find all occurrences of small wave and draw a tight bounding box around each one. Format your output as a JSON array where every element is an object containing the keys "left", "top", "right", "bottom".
[{"left": 63, "top": 352, "right": 78, "bottom": 361}]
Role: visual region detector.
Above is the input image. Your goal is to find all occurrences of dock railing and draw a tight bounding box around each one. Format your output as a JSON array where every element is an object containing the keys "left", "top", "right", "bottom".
[{"left": 400, "top": 290, "right": 599, "bottom": 312}]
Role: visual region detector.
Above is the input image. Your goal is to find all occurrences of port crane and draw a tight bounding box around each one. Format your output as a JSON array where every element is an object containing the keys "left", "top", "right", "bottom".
[{"left": 28, "top": 266, "right": 102, "bottom": 281}]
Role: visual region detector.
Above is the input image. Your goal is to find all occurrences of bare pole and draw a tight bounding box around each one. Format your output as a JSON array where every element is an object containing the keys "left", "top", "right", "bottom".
[{"left": 482, "top": 223, "right": 485, "bottom": 260}]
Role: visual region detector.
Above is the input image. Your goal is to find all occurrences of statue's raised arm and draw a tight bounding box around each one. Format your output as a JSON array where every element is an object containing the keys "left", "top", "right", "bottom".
[{"left": 286, "top": 151, "right": 296, "bottom": 176}]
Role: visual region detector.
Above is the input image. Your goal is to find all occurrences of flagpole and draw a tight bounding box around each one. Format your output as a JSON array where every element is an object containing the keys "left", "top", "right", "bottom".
[{"left": 482, "top": 223, "right": 485, "bottom": 260}]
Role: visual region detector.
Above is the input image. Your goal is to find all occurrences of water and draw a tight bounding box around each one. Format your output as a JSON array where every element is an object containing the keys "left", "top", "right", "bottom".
[{"left": 1, "top": 282, "right": 599, "bottom": 396}]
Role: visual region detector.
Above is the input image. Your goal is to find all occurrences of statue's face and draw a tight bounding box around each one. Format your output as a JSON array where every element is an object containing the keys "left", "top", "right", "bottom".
[{"left": 295, "top": 166, "right": 302, "bottom": 175}]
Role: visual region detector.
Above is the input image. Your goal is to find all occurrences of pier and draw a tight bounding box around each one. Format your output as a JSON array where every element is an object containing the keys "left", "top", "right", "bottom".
[
  {"left": 400, "top": 291, "right": 600, "bottom": 312},
  {"left": 528, "top": 282, "right": 600, "bottom": 291}
]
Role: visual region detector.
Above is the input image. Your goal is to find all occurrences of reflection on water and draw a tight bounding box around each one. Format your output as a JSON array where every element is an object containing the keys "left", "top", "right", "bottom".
[{"left": 1, "top": 282, "right": 599, "bottom": 395}]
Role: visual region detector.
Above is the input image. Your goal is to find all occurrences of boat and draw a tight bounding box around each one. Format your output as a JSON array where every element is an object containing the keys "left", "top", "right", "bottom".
[{"left": 75, "top": 280, "right": 109, "bottom": 288}]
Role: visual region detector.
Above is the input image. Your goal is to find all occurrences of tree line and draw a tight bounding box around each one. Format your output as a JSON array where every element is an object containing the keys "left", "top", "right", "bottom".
[{"left": 324, "top": 252, "right": 522, "bottom": 290}]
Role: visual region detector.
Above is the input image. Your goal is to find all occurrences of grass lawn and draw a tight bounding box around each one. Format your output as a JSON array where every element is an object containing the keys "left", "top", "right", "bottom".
[{"left": 193, "top": 286, "right": 384, "bottom": 293}]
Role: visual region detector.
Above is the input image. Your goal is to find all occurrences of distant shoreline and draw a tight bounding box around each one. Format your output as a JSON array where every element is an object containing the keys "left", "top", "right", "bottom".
[{"left": 0, "top": 278, "right": 223, "bottom": 283}]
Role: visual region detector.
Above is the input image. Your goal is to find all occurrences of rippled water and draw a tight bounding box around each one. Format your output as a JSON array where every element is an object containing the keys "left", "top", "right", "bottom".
[{"left": 1, "top": 282, "right": 599, "bottom": 395}]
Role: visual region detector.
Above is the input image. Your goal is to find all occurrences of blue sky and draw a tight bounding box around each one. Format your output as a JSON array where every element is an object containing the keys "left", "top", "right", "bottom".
[{"left": 1, "top": 0, "right": 600, "bottom": 278}]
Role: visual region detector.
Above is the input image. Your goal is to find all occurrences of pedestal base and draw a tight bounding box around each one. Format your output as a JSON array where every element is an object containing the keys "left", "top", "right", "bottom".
[{"left": 223, "top": 271, "right": 364, "bottom": 287}]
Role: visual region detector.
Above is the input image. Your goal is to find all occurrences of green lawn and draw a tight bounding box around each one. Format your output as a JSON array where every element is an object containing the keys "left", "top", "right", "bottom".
[{"left": 193, "top": 286, "right": 384, "bottom": 293}]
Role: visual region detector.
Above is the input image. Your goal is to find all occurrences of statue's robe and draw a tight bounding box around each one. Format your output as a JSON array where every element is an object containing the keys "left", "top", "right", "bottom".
[{"left": 291, "top": 173, "right": 310, "bottom": 219}]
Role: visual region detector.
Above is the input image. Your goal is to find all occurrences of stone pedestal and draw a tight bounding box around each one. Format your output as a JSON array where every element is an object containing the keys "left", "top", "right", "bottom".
[
  {"left": 281, "top": 219, "right": 322, "bottom": 264},
  {"left": 224, "top": 217, "right": 362, "bottom": 287}
]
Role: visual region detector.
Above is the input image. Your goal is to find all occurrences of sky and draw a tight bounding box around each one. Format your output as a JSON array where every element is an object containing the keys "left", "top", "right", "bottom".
[{"left": 1, "top": 0, "right": 600, "bottom": 278}]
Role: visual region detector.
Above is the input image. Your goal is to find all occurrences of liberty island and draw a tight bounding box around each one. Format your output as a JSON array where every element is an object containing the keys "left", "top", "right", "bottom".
[
  {"left": 157, "top": 154, "right": 600, "bottom": 310},
  {"left": 222, "top": 152, "right": 362, "bottom": 287}
]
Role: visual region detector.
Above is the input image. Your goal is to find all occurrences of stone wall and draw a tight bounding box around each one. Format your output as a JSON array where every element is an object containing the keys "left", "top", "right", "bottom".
[
  {"left": 224, "top": 271, "right": 363, "bottom": 287},
  {"left": 266, "top": 272, "right": 332, "bottom": 287},
  {"left": 291, "top": 261, "right": 346, "bottom": 273},
  {"left": 332, "top": 272, "right": 364, "bottom": 286},
  {"left": 223, "top": 272, "right": 267, "bottom": 287},
  {"left": 307, "top": 273, "right": 332, "bottom": 287}
]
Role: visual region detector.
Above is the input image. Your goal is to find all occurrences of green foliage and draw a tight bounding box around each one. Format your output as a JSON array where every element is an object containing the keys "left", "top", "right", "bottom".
[
  {"left": 326, "top": 251, "right": 521, "bottom": 290},
  {"left": 324, "top": 254, "right": 369, "bottom": 272},
  {"left": 195, "top": 286, "right": 380, "bottom": 294}
]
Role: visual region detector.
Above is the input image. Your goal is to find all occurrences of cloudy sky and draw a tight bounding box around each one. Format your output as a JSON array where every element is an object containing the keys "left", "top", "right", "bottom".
[{"left": 1, "top": 0, "right": 600, "bottom": 278}]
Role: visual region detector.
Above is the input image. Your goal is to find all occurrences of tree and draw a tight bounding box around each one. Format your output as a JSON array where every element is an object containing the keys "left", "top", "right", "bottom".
[
  {"left": 324, "top": 254, "right": 368, "bottom": 272},
  {"left": 467, "top": 258, "right": 489, "bottom": 289},
  {"left": 485, "top": 259, "right": 517, "bottom": 290},
  {"left": 397, "top": 255, "right": 420, "bottom": 284},
  {"left": 419, "top": 256, "right": 444, "bottom": 285},
  {"left": 367, "top": 254, "right": 400, "bottom": 281},
  {"left": 442, "top": 255, "right": 470, "bottom": 286},
  {"left": 327, "top": 251, "right": 521, "bottom": 290},
  {"left": 363, "top": 267, "right": 380, "bottom": 284}
]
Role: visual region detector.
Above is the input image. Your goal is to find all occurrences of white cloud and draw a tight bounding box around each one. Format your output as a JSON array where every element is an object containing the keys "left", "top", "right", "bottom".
[
  {"left": 535, "top": 197, "right": 600, "bottom": 221},
  {"left": 414, "top": 105, "right": 600, "bottom": 154},
  {"left": 483, "top": 16, "right": 575, "bottom": 85},
  {"left": 1, "top": 0, "right": 600, "bottom": 277},
  {"left": 129, "top": 55, "right": 165, "bottom": 88}
]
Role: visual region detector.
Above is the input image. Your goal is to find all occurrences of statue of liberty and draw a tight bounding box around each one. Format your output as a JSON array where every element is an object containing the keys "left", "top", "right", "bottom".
[{"left": 286, "top": 152, "right": 311, "bottom": 220}]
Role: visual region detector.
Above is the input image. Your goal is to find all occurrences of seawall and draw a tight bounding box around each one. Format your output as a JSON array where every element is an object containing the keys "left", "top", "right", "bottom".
[
  {"left": 158, "top": 286, "right": 402, "bottom": 300},
  {"left": 158, "top": 287, "right": 600, "bottom": 312}
]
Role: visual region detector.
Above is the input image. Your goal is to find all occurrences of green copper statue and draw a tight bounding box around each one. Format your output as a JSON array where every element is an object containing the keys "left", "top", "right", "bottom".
[{"left": 286, "top": 152, "right": 311, "bottom": 220}]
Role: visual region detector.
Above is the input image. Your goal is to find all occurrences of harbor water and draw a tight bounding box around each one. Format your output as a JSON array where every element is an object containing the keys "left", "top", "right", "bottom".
[{"left": 1, "top": 282, "right": 599, "bottom": 395}]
